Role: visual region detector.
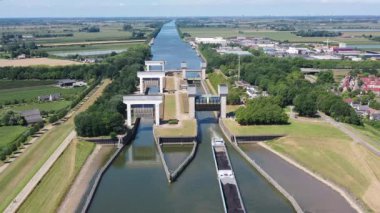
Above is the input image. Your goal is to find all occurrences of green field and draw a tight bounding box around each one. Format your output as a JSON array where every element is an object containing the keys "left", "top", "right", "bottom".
[
  {"left": 0, "top": 85, "right": 84, "bottom": 105},
  {"left": 181, "top": 27, "right": 380, "bottom": 45},
  {"left": 42, "top": 41, "right": 144, "bottom": 55},
  {"left": 0, "top": 126, "right": 28, "bottom": 147},
  {"left": 18, "top": 140, "right": 95, "bottom": 213},
  {"left": 1, "top": 101, "right": 71, "bottom": 113},
  {"left": 0, "top": 80, "right": 56, "bottom": 90}
]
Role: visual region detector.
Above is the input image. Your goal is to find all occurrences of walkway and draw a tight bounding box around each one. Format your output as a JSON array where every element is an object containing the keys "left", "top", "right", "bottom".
[
  {"left": 4, "top": 131, "right": 77, "bottom": 213},
  {"left": 318, "top": 112, "right": 380, "bottom": 157}
]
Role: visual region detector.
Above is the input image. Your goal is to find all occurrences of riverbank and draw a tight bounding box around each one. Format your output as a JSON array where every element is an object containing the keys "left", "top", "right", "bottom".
[{"left": 58, "top": 144, "right": 116, "bottom": 213}]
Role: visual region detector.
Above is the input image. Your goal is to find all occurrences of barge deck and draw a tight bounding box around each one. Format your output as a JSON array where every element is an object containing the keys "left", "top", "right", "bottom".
[{"left": 211, "top": 137, "right": 246, "bottom": 213}]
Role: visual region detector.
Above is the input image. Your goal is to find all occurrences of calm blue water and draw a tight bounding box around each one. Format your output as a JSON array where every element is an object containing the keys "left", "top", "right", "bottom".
[{"left": 152, "top": 21, "right": 202, "bottom": 70}]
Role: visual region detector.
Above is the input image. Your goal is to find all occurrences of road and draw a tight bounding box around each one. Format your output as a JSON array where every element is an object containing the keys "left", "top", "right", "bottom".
[{"left": 318, "top": 112, "right": 380, "bottom": 157}]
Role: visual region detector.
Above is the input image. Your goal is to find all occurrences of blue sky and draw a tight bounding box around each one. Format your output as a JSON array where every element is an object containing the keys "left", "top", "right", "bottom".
[{"left": 0, "top": 0, "right": 379, "bottom": 17}]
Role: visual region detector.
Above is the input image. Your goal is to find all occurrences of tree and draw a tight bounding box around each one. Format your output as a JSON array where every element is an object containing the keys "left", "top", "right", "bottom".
[
  {"left": 293, "top": 93, "right": 317, "bottom": 117},
  {"left": 317, "top": 71, "right": 335, "bottom": 84},
  {"left": 235, "top": 97, "right": 288, "bottom": 125},
  {"left": 122, "top": 24, "right": 133, "bottom": 31}
]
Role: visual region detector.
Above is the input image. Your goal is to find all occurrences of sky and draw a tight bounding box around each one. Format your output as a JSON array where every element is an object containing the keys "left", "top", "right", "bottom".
[{"left": 0, "top": 0, "right": 379, "bottom": 17}]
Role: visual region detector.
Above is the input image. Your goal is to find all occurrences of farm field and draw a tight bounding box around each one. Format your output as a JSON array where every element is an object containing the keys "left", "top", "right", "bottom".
[
  {"left": 223, "top": 117, "right": 380, "bottom": 211},
  {"left": 0, "top": 80, "right": 56, "bottom": 90},
  {"left": 1, "top": 101, "right": 71, "bottom": 113},
  {"left": 0, "top": 85, "right": 84, "bottom": 105},
  {"left": 181, "top": 27, "right": 380, "bottom": 45},
  {"left": 18, "top": 140, "right": 95, "bottom": 213},
  {"left": 41, "top": 41, "right": 144, "bottom": 55},
  {"left": 0, "top": 58, "right": 81, "bottom": 67},
  {"left": 0, "top": 126, "right": 28, "bottom": 147}
]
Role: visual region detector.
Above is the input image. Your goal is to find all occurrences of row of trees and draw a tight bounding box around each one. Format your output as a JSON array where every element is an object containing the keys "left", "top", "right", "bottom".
[
  {"left": 293, "top": 30, "right": 342, "bottom": 37},
  {"left": 74, "top": 45, "right": 151, "bottom": 137}
]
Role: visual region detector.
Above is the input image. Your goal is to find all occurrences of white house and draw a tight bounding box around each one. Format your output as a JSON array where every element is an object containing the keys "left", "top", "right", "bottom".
[{"left": 195, "top": 37, "right": 228, "bottom": 46}]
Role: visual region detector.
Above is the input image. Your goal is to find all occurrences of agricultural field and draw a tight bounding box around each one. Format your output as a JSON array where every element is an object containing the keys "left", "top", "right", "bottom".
[
  {"left": 223, "top": 116, "right": 380, "bottom": 211},
  {"left": 0, "top": 58, "right": 81, "bottom": 67},
  {"left": 1, "top": 101, "right": 71, "bottom": 114},
  {"left": 18, "top": 140, "right": 95, "bottom": 213},
  {"left": 41, "top": 41, "right": 144, "bottom": 56},
  {"left": 0, "top": 80, "right": 56, "bottom": 90},
  {"left": 181, "top": 27, "right": 380, "bottom": 45},
  {"left": 0, "top": 126, "right": 27, "bottom": 148},
  {"left": 0, "top": 85, "right": 84, "bottom": 105}
]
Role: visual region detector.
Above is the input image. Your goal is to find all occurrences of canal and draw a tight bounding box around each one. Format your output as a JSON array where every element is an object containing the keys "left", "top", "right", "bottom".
[{"left": 87, "top": 21, "right": 294, "bottom": 213}]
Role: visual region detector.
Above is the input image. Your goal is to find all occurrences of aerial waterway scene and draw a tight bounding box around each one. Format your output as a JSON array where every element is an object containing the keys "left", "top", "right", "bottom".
[
  {"left": 2, "top": 13, "right": 380, "bottom": 213},
  {"left": 85, "top": 21, "right": 360, "bottom": 213}
]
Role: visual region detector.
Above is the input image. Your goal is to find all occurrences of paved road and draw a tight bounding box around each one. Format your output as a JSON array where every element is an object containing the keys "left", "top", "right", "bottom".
[
  {"left": 319, "top": 112, "right": 380, "bottom": 157},
  {"left": 4, "top": 131, "right": 77, "bottom": 213}
]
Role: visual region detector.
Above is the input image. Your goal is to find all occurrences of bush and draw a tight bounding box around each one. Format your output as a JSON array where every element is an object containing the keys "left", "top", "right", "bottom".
[{"left": 168, "top": 119, "right": 179, "bottom": 125}]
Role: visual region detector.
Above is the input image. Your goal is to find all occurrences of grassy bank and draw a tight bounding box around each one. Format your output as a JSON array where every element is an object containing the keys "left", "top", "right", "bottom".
[
  {"left": 350, "top": 124, "right": 380, "bottom": 150},
  {"left": 223, "top": 117, "right": 380, "bottom": 211},
  {"left": 0, "top": 79, "right": 111, "bottom": 211},
  {"left": 18, "top": 140, "right": 95, "bottom": 213}
]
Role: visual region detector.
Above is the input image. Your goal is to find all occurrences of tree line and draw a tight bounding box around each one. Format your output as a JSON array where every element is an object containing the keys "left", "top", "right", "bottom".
[{"left": 74, "top": 45, "right": 151, "bottom": 137}]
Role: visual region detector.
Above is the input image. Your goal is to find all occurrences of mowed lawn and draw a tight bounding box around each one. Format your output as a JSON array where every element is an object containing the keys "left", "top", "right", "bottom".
[
  {"left": 163, "top": 94, "right": 176, "bottom": 120},
  {"left": 155, "top": 119, "right": 197, "bottom": 137},
  {"left": 0, "top": 126, "right": 28, "bottom": 147},
  {"left": 223, "top": 117, "right": 380, "bottom": 211},
  {"left": 181, "top": 27, "right": 380, "bottom": 45},
  {"left": 18, "top": 140, "right": 95, "bottom": 213},
  {"left": 0, "top": 85, "right": 84, "bottom": 104}
]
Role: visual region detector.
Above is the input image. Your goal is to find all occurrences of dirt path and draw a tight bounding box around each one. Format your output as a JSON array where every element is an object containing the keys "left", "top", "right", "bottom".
[
  {"left": 58, "top": 145, "right": 115, "bottom": 213},
  {"left": 318, "top": 112, "right": 380, "bottom": 157}
]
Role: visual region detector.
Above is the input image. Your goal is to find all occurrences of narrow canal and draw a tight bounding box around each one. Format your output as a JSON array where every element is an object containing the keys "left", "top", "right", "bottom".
[{"left": 88, "top": 21, "right": 294, "bottom": 213}]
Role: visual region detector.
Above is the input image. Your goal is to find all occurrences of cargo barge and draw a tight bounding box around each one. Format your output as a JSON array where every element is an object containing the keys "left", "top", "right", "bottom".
[{"left": 211, "top": 137, "right": 246, "bottom": 213}]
